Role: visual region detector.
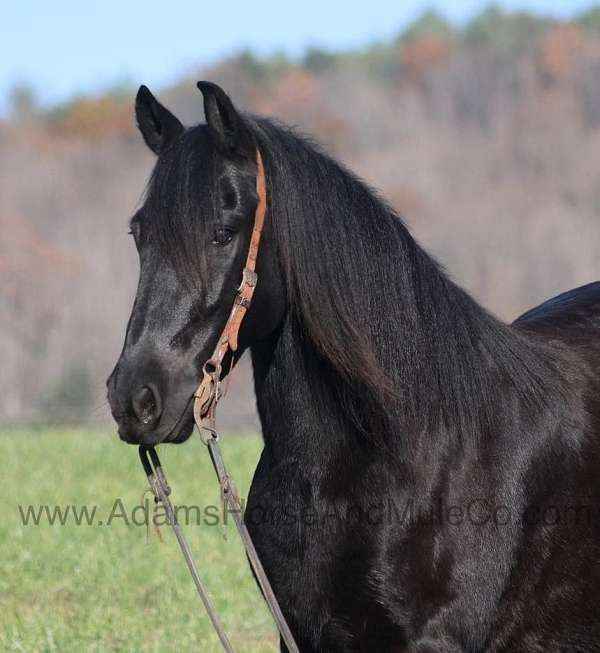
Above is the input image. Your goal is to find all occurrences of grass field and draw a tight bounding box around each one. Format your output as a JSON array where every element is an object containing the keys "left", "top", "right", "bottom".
[{"left": 0, "top": 428, "right": 278, "bottom": 652}]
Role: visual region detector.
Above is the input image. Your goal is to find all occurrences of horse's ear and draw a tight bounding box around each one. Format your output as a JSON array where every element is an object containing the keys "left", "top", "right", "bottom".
[
  {"left": 135, "top": 85, "right": 184, "bottom": 155},
  {"left": 197, "top": 81, "right": 253, "bottom": 156}
]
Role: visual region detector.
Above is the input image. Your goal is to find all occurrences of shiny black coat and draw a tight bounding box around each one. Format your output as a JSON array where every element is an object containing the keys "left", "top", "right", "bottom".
[{"left": 109, "top": 83, "right": 600, "bottom": 652}]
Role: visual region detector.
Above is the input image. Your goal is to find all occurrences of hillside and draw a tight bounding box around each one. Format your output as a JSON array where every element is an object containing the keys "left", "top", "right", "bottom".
[{"left": 2, "top": 6, "right": 600, "bottom": 425}]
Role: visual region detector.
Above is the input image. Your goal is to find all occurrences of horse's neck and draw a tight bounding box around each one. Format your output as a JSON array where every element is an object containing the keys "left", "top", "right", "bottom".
[
  {"left": 250, "top": 291, "right": 553, "bottom": 484},
  {"left": 250, "top": 317, "right": 367, "bottom": 467},
  {"left": 249, "top": 310, "right": 467, "bottom": 479},
  {"left": 248, "top": 127, "right": 565, "bottom": 489},
  {"left": 249, "top": 133, "right": 556, "bottom": 468}
]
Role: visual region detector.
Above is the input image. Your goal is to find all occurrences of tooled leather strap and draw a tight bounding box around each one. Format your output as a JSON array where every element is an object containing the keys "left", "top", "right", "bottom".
[{"left": 193, "top": 147, "right": 266, "bottom": 422}]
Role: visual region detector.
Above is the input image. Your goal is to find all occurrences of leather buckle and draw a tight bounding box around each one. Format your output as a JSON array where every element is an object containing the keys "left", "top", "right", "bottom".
[
  {"left": 234, "top": 294, "right": 251, "bottom": 309},
  {"left": 240, "top": 267, "right": 258, "bottom": 288}
]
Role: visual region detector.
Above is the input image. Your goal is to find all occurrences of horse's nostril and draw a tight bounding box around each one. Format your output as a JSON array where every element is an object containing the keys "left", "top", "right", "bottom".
[{"left": 131, "top": 385, "right": 162, "bottom": 425}]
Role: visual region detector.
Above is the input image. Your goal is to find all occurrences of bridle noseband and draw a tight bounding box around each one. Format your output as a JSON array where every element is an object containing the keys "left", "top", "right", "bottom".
[{"left": 139, "top": 147, "right": 300, "bottom": 653}]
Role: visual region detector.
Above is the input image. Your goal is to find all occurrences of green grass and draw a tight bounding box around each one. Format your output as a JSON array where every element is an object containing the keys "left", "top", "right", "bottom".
[{"left": 0, "top": 428, "right": 278, "bottom": 652}]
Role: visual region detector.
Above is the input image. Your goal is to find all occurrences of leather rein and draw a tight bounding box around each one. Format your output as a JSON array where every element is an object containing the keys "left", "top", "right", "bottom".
[{"left": 139, "top": 147, "right": 299, "bottom": 653}]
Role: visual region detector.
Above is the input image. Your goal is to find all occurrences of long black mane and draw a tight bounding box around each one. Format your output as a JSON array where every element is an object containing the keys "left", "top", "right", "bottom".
[{"left": 250, "top": 118, "right": 566, "bottom": 445}]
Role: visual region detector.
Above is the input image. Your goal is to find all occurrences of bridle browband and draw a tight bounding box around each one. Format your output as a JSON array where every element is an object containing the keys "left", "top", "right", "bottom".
[{"left": 139, "top": 147, "right": 300, "bottom": 653}]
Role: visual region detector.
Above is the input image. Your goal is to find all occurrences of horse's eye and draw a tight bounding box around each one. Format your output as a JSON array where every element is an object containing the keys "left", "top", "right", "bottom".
[{"left": 213, "top": 226, "right": 234, "bottom": 246}]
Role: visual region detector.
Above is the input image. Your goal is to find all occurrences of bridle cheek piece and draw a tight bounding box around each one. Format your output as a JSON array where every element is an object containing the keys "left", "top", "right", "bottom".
[
  {"left": 138, "top": 148, "right": 300, "bottom": 653},
  {"left": 193, "top": 147, "right": 266, "bottom": 423}
]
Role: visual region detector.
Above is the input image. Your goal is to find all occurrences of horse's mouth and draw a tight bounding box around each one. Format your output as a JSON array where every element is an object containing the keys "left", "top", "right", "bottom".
[
  {"left": 158, "top": 393, "right": 196, "bottom": 444},
  {"left": 167, "top": 408, "right": 195, "bottom": 443}
]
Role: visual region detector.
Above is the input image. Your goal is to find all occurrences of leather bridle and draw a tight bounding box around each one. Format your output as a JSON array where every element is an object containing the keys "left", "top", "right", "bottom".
[
  {"left": 193, "top": 147, "right": 267, "bottom": 423},
  {"left": 139, "top": 147, "right": 300, "bottom": 653}
]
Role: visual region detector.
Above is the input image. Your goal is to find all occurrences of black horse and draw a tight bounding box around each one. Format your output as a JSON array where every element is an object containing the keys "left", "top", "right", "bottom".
[{"left": 107, "top": 82, "right": 600, "bottom": 652}]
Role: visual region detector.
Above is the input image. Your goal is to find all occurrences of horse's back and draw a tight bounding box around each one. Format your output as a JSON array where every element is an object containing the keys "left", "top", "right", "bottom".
[{"left": 513, "top": 281, "right": 600, "bottom": 335}]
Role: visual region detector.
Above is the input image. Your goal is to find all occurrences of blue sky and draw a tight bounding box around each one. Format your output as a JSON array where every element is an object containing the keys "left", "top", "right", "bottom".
[{"left": 1, "top": 0, "right": 598, "bottom": 115}]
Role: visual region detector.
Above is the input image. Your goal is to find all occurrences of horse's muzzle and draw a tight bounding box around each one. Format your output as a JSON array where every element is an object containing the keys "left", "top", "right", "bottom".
[{"left": 107, "top": 371, "right": 165, "bottom": 445}]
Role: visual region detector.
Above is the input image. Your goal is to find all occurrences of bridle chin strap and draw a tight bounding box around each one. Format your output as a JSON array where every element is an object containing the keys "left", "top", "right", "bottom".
[{"left": 139, "top": 147, "right": 300, "bottom": 653}]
